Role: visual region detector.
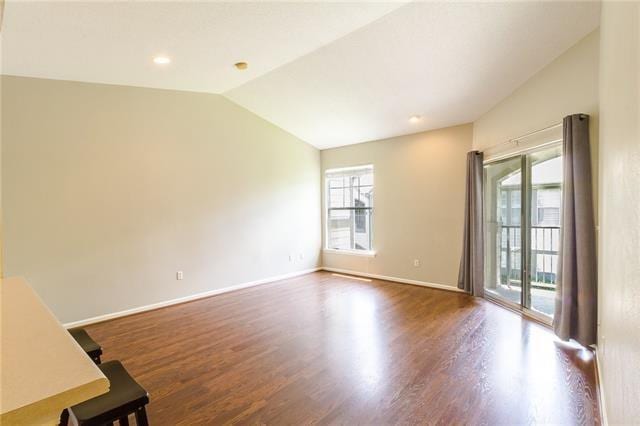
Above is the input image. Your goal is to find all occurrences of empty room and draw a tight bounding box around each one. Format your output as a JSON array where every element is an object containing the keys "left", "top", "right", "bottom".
[{"left": 1, "top": 1, "right": 638, "bottom": 425}]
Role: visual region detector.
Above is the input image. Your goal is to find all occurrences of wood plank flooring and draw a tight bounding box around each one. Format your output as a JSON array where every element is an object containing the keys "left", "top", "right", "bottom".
[{"left": 86, "top": 271, "right": 600, "bottom": 425}]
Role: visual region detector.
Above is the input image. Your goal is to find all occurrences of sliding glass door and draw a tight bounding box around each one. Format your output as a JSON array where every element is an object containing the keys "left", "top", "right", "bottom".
[
  {"left": 484, "top": 144, "right": 562, "bottom": 320},
  {"left": 484, "top": 156, "right": 523, "bottom": 306}
]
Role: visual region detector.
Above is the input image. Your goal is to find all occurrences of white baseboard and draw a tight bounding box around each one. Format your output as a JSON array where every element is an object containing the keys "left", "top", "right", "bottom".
[
  {"left": 594, "top": 345, "right": 609, "bottom": 425},
  {"left": 321, "top": 267, "right": 464, "bottom": 293},
  {"left": 63, "top": 267, "right": 322, "bottom": 328}
]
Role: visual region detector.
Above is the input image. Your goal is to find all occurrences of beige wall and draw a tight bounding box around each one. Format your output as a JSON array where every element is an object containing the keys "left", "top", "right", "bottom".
[
  {"left": 321, "top": 124, "right": 472, "bottom": 288},
  {"left": 0, "top": 75, "right": 3, "bottom": 279},
  {"left": 1, "top": 76, "right": 321, "bottom": 324},
  {"left": 598, "top": 3, "right": 640, "bottom": 424},
  {"left": 473, "top": 30, "right": 600, "bottom": 215},
  {"left": 473, "top": 29, "right": 600, "bottom": 152}
]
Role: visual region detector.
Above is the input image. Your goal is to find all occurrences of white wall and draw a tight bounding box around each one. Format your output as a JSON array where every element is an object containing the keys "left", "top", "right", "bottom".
[
  {"left": 597, "top": 3, "right": 640, "bottom": 423},
  {"left": 321, "top": 124, "right": 473, "bottom": 288},
  {"left": 1, "top": 76, "right": 321, "bottom": 324}
]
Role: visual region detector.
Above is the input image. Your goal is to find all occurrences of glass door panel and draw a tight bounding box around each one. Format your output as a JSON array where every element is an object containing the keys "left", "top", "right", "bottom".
[
  {"left": 526, "top": 145, "right": 563, "bottom": 317},
  {"left": 484, "top": 156, "right": 523, "bottom": 307}
]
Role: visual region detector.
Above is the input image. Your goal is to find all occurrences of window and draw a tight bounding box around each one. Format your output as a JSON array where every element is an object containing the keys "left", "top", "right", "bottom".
[{"left": 325, "top": 165, "right": 373, "bottom": 252}]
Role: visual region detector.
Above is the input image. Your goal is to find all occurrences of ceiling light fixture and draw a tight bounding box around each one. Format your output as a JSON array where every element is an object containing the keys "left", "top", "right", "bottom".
[
  {"left": 409, "top": 115, "right": 422, "bottom": 123},
  {"left": 234, "top": 62, "right": 248, "bottom": 70},
  {"left": 153, "top": 56, "right": 171, "bottom": 65}
]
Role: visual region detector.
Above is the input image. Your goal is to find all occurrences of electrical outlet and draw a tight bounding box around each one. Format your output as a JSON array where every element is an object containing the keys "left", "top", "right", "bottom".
[
  {"left": 299, "top": 253, "right": 304, "bottom": 260},
  {"left": 176, "top": 271, "right": 183, "bottom": 280},
  {"left": 413, "top": 259, "right": 420, "bottom": 267},
  {"left": 289, "top": 254, "right": 294, "bottom": 262}
]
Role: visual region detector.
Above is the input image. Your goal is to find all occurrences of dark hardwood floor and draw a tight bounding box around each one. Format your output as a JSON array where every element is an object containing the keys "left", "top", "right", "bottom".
[{"left": 87, "top": 271, "right": 600, "bottom": 425}]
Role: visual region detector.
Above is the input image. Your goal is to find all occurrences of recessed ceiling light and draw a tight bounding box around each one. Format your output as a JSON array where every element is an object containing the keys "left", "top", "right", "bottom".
[
  {"left": 234, "top": 62, "right": 248, "bottom": 70},
  {"left": 153, "top": 56, "right": 171, "bottom": 65},
  {"left": 409, "top": 115, "right": 422, "bottom": 123}
]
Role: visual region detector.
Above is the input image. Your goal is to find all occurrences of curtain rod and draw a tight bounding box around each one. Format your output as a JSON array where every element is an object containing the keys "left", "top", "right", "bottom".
[
  {"left": 492, "top": 121, "right": 563, "bottom": 150},
  {"left": 484, "top": 138, "right": 563, "bottom": 164}
]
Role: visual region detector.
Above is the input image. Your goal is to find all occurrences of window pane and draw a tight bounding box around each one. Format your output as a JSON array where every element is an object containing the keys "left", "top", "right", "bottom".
[
  {"left": 328, "top": 187, "right": 345, "bottom": 209},
  {"left": 353, "top": 209, "right": 372, "bottom": 250},
  {"left": 528, "top": 147, "right": 563, "bottom": 318},
  {"left": 325, "top": 166, "right": 373, "bottom": 251},
  {"left": 327, "top": 208, "right": 373, "bottom": 251},
  {"left": 328, "top": 209, "right": 352, "bottom": 250},
  {"left": 358, "top": 185, "right": 373, "bottom": 208},
  {"left": 510, "top": 190, "right": 521, "bottom": 225}
]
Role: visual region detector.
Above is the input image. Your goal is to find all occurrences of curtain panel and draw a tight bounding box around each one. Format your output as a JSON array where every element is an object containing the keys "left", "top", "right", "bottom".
[
  {"left": 458, "top": 150, "right": 484, "bottom": 296},
  {"left": 554, "top": 114, "right": 598, "bottom": 347}
]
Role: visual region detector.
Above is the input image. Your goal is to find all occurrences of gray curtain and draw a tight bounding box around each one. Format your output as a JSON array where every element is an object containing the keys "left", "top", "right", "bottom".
[
  {"left": 458, "top": 151, "right": 484, "bottom": 296},
  {"left": 554, "top": 114, "right": 597, "bottom": 347}
]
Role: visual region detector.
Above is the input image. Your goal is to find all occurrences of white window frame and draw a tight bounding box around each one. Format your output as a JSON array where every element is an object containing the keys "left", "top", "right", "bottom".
[{"left": 323, "top": 164, "right": 375, "bottom": 257}]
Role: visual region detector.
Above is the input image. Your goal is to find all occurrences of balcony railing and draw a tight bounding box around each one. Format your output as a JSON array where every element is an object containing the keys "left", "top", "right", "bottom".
[{"left": 499, "top": 225, "right": 560, "bottom": 290}]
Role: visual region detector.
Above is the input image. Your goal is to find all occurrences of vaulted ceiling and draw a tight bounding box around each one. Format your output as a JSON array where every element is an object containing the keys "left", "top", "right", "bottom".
[{"left": 1, "top": 1, "right": 600, "bottom": 149}]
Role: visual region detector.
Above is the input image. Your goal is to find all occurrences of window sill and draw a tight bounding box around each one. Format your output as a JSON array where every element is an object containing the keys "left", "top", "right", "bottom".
[{"left": 323, "top": 248, "right": 376, "bottom": 258}]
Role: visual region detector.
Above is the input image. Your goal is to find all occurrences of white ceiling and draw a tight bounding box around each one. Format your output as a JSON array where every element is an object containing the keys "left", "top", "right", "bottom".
[
  {"left": 226, "top": 2, "right": 600, "bottom": 148},
  {"left": 0, "top": 1, "right": 406, "bottom": 93},
  {"left": 1, "top": 1, "right": 599, "bottom": 149}
]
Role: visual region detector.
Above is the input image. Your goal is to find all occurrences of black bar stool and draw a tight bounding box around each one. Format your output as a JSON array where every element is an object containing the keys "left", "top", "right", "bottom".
[
  {"left": 61, "top": 360, "right": 150, "bottom": 426},
  {"left": 68, "top": 327, "right": 103, "bottom": 364}
]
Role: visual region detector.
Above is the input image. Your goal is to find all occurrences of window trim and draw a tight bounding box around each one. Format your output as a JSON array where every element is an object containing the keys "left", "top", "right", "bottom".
[
  {"left": 322, "top": 248, "right": 377, "bottom": 257},
  {"left": 324, "top": 164, "right": 374, "bottom": 174},
  {"left": 324, "top": 164, "right": 374, "bottom": 253}
]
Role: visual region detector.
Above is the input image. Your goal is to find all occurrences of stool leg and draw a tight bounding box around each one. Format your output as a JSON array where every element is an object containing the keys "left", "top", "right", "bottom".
[
  {"left": 134, "top": 407, "right": 148, "bottom": 426},
  {"left": 119, "top": 415, "right": 129, "bottom": 426},
  {"left": 59, "top": 409, "right": 69, "bottom": 426}
]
